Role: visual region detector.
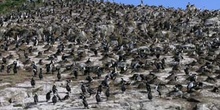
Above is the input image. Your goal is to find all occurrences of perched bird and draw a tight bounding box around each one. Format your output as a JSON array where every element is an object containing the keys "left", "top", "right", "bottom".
[
  {"left": 85, "top": 75, "right": 93, "bottom": 83},
  {"left": 66, "top": 83, "right": 71, "bottom": 93},
  {"left": 187, "top": 81, "right": 195, "bottom": 92},
  {"left": 52, "top": 95, "right": 57, "bottom": 105},
  {"left": 31, "top": 78, "right": 35, "bottom": 88},
  {"left": 34, "top": 94, "right": 38, "bottom": 104},
  {"left": 96, "top": 92, "right": 101, "bottom": 104},
  {"left": 146, "top": 83, "right": 151, "bottom": 92},
  {"left": 121, "top": 83, "right": 126, "bottom": 93},
  {"left": 82, "top": 97, "right": 89, "bottom": 109},
  {"left": 73, "top": 70, "right": 78, "bottom": 79},
  {"left": 33, "top": 68, "right": 37, "bottom": 77},
  {"left": 105, "top": 87, "right": 110, "bottom": 100},
  {"left": 52, "top": 85, "right": 57, "bottom": 94},
  {"left": 46, "top": 90, "right": 52, "bottom": 102},
  {"left": 57, "top": 71, "right": 61, "bottom": 81},
  {"left": 148, "top": 91, "right": 153, "bottom": 101},
  {"left": 184, "top": 66, "right": 189, "bottom": 75},
  {"left": 156, "top": 84, "right": 162, "bottom": 97}
]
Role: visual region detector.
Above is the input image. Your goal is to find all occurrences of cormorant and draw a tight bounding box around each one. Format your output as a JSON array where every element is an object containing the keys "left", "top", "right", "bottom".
[
  {"left": 52, "top": 95, "right": 57, "bottom": 105},
  {"left": 82, "top": 97, "right": 89, "bottom": 109},
  {"left": 96, "top": 92, "right": 101, "bottom": 104},
  {"left": 73, "top": 70, "right": 78, "bottom": 79},
  {"left": 156, "top": 84, "right": 162, "bottom": 97},
  {"left": 81, "top": 84, "right": 87, "bottom": 94},
  {"left": 148, "top": 91, "right": 153, "bottom": 101},
  {"left": 46, "top": 90, "right": 52, "bottom": 102},
  {"left": 31, "top": 78, "right": 35, "bottom": 88},
  {"left": 85, "top": 75, "right": 93, "bottom": 83},
  {"left": 105, "top": 87, "right": 110, "bottom": 100},
  {"left": 52, "top": 85, "right": 57, "bottom": 94},
  {"left": 57, "top": 71, "right": 61, "bottom": 81},
  {"left": 34, "top": 94, "right": 38, "bottom": 104},
  {"left": 121, "top": 83, "right": 126, "bottom": 93},
  {"left": 66, "top": 83, "right": 71, "bottom": 93},
  {"left": 39, "top": 68, "right": 43, "bottom": 80}
]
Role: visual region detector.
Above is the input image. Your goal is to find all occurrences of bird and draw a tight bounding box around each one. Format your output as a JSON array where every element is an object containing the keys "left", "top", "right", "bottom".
[
  {"left": 146, "top": 83, "right": 151, "bottom": 92},
  {"left": 33, "top": 68, "right": 37, "bottom": 77},
  {"left": 85, "top": 75, "right": 93, "bottom": 83},
  {"left": 121, "top": 83, "right": 126, "bottom": 93},
  {"left": 52, "top": 85, "right": 57, "bottom": 94},
  {"left": 81, "top": 84, "right": 87, "bottom": 94},
  {"left": 57, "top": 71, "right": 61, "bottom": 81},
  {"left": 105, "top": 87, "right": 110, "bottom": 100},
  {"left": 13, "top": 62, "right": 17, "bottom": 74},
  {"left": 82, "top": 97, "right": 89, "bottom": 109},
  {"left": 31, "top": 78, "right": 35, "bottom": 88},
  {"left": 39, "top": 68, "right": 43, "bottom": 80},
  {"left": 156, "top": 84, "right": 162, "bottom": 97},
  {"left": 66, "top": 83, "right": 71, "bottom": 93},
  {"left": 46, "top": 90, "right": 52, "bottom": 102},
  {"left": 73, "top": 70, "right": 78, "bottom": 79},
  {"left": 184, "top": 66, "right": 189, "bottom": 75},
  {"left": 52, "top": 95, "right": 57, "bottom": 105},
  {"left": 34, "top": 94, "right": 38, "bottom": 104},
  {"left": 96, "top": 92, "right": 101, "bottom": 104},
  {"left": 187, "top": 81, "right": 195, "bottom": 92},
  {"left": 148, "top": 91, "right": 153, "bottom": 101}
]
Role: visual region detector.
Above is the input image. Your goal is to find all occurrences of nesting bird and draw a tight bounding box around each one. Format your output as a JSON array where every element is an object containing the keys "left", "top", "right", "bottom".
[
  {"left": 39, "top": 68, "right": 43, "bottom": 80},
  {"left": 121, "top": 83, "right": 126, "bottom": 93}
]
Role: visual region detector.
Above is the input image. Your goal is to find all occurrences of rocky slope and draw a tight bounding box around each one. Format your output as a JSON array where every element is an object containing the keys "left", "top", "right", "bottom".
[{"left": 0, "top": 1, "right": 220, "bottom": 110}]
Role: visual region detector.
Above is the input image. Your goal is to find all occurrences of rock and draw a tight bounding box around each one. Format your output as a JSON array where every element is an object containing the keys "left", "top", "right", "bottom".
[
  {"left": 120, "top": 102, "right": 130, "bottom": 107},
  {"left": 205, "top": 17, "right": 219, "bottom": 26},
  {"left": 129, "top": 102, "right": 141, "bottom": 110},
  {"left": 197, "top": 103, "right": 220, "bottom": 110},
  {"left": 196, "top": 104, "right": 210, "bottom": 110},
  {"left": 137, "top": 82, "right": 145, "bottom": 89},
  {"left": 0, "top": 100, "right": 10, "bottom": 107}
]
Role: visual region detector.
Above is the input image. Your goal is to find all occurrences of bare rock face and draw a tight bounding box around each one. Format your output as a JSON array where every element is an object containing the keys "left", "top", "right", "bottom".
[
  {"left": 0, "top": 90, "right": 27, "bottom": 108},
  {"left": 205, "top": 17, "right": 220, "bottom": 26},
  {"left": 196, "top": 103, "right": 220, "bottom": 110}
]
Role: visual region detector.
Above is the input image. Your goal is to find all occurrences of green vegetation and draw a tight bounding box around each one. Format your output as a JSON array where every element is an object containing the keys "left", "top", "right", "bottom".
[{"left": 0, "top": 0, "right": 26, "bottom": 14}]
